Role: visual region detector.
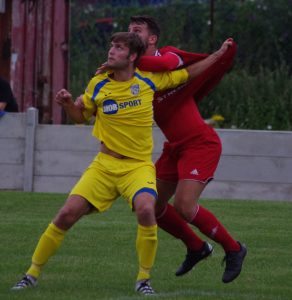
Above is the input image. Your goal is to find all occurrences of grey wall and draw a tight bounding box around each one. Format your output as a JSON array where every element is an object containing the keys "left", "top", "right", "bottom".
[
  {"left": 1, "top": 108, "right": 291, "bottom": 201},
  {"left": 0, "top": 112, "right": 26, "bottom": 190}
]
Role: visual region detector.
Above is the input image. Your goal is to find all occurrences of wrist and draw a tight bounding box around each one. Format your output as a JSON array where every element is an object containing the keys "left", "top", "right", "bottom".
[
  {"left": 214, "top": 49, "right": 223, "bottom": 59},
  {"left": 64, "top": 101, "right": 75, "bottom": 111}
]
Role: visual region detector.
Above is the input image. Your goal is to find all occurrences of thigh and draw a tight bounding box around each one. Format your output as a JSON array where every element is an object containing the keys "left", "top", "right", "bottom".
[
  {"left": 177, "top": 141, "right": 221, "bottom": 183},
  {"left": 174, "top": 179, "right": 206, "bottom": 205},
  {"left": 155, "top": 145, "right": 178, "bottom": 183},
  {"left": 70, "top": 158, "right": 119, "bottom": 212},
  {"left": 156, "top": 179, "right": 177, "bottom": 214},
  {"left": 118, "top": 161, "right": 157, "bottom": 209}
]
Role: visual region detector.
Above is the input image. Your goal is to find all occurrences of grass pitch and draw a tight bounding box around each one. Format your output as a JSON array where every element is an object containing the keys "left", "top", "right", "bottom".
[{"left": 0, "top": 191, "right": 291, "bottom": 300}]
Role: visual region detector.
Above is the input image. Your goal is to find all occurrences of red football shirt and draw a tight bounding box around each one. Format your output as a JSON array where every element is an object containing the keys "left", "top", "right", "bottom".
[{"left": 137, "top": 42, "right": 237, "bottom": 143}]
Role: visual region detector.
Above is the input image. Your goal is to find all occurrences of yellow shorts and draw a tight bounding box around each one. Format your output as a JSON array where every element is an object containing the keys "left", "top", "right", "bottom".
[{"left": 70, "top": 152, "right": 157, "bottom": 212}]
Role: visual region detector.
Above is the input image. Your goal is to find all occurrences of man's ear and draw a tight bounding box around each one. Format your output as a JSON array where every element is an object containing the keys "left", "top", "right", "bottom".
[
  {"left": 129, "top": 52, "right": 138, "bottom": 63},
  {"left": 148, "top": 35, "right": 158, "bottom": 46}
]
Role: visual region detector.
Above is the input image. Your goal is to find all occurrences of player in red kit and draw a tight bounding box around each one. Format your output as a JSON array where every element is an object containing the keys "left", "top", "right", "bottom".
[{"left": 129, "top": 16, "right": 247, "bottom": 283}]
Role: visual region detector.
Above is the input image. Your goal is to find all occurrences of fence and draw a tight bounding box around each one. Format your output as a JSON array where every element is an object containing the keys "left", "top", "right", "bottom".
[{"left": 1, "top": 108, "right": 292, "bottom": 201}]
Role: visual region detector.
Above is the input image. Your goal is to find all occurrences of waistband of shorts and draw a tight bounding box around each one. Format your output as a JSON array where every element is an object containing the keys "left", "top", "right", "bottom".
[{"left": 100, "top": 142, "right": 130, "bottom": 159}]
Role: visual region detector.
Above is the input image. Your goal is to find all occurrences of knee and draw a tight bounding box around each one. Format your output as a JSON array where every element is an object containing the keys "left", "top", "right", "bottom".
[
  {"left": 136, "top": 201, "right": 155, "bottom": 220},
  {"left": 54, "top": 206, "right": 79, "bottom": 229},
  {"left": 173, "top": 201, "right": 188, "bottom": 220},
  {"left": 173, "top": 198, "right": 198, "bottom": 222},
  {"left": 134, "top": 194, "right": 156, "bottom": 225}
]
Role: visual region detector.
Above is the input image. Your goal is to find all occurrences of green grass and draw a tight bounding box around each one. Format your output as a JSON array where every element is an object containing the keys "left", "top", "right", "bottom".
[{"left": 0, "top": 191, "right": 291, "bottom": 299}]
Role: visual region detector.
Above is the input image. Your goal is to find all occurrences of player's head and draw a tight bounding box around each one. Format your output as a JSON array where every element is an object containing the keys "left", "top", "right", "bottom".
[
  {"left": 128, "top": 15, "right": 160, "bottom": 48},
  {"left": 107, "top": 32, "right": 146, "bottom": 69}
]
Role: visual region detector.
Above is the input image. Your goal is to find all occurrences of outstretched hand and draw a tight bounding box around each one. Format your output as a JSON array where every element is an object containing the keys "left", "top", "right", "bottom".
[
  {"left": 216, "top": 38, "right": 234, "bottom": 56},
  {"left": 185, "top": 38, "right": 235, "bottom": 80}
]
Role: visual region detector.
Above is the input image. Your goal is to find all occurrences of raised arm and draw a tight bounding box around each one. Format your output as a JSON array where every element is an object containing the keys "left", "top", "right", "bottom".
[
  {"left": 185, "top": 39, "right": 233, "bottom": 80},
  {"left": 55, "top": 89, "right": 86, "bottom": 123}
]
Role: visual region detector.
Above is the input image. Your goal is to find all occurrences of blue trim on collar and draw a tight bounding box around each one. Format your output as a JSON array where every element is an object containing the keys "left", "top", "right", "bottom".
[
  {"left": 134, "top": 72, "right": 156, "bottom": 92},
  {"left": 91, "top": 78, "right": 110, "bottom": 101}
]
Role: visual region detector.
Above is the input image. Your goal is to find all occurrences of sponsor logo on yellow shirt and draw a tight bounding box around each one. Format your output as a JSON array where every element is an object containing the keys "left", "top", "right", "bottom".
[{"left": 103, "top": 99, "right": 142, "bottom": 114}]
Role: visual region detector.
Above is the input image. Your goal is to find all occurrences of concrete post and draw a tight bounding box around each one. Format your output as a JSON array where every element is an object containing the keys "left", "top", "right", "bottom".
[{"left": 23, "top": 107, "right": 38, "bottom": 191}]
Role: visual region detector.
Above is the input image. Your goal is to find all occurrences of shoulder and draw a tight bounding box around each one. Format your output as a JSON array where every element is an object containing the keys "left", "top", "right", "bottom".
[
  {"left": 87, "top": 73, "right": 110, "bottom": 89},
  {"left": 134, "top": 69, "right": 153, "bottom": 78},
  {"left": 134, "top": 69, "right": 164, "bottom": 84},
  {"left": 133, "top": 69, "right": 159, "bottom": 91},
  {"left": 160, "top": 46, "right": 208, "bottom": 63},
  {"left": 90, "top": 73, "right": 109, "bottom": 83},
  {"left": 159, "top": 46, "right": 180, "bottom": 54}
]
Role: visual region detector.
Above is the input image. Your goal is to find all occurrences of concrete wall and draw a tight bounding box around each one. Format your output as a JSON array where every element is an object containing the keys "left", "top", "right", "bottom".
[
  {"left": 1, "top": 108, "right": 292, "bottom": 201},
  {"left": 0, "top": 111, "right": 26, "bottom": 190}
]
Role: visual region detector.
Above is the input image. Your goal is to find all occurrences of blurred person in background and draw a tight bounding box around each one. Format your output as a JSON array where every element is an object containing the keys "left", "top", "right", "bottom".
[{"left": 0, "top": 77, "right": 18, "bottom": 116}]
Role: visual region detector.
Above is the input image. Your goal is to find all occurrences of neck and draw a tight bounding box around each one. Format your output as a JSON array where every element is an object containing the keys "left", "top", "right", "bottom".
[
  {"left": 145, "top": 44, "right": 158, "bottom": 56},
  {"left": 111, "top": 66, "right": 135, "bottom": 82}
]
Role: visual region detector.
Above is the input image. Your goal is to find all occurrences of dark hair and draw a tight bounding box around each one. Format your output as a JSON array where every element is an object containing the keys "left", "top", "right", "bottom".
[
  {"left": 130, "top": 15, "right": 160, "bottom": 39},
  {"left": 110, "top": 32, "right": 146, "bottom": 66}
]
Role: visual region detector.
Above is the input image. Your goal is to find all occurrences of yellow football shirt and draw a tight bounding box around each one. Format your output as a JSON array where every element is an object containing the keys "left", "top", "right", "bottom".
[{"left": 82, "top": 68, "right": 189, "bottom": 161}]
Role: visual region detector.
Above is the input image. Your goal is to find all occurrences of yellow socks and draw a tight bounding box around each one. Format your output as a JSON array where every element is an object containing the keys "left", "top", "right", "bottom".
[
  {"left": 26, "top": 223, "right": 66, "bottom": 278},
  {"left": 26, "top": 223, "right": 157, "bottom": 281},
  {"left": 136, "top": 224, "right": 158, "bottom": 282}
]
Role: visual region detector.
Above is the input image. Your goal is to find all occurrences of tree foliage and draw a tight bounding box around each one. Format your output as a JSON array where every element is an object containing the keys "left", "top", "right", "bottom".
[{"left": 70, "top": 0, "right": 292, "bottom": 130}]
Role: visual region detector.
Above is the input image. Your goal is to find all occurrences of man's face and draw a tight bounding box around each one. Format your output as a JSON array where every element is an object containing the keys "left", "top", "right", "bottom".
[
  {"left": 107, "top": 41, "right": 132, "bottom": 69},
  {"left": 128, "top": 22, "right": 150, "bottom": 48}
]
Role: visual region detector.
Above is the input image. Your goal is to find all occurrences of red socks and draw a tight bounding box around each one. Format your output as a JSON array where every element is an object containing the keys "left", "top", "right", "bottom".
[
  {"left": 156, "top": 204, "right": 204, "bottom": 251},
  {"left": 190, "top": 205, "right": 240, "bottom": 252},
  {"left": 156, "top": 203, "right": 240, "bottom": 253}
]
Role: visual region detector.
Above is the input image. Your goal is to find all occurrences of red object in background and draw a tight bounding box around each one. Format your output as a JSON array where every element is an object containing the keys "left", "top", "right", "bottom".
[
  {"left": 1, "top": 0, "right": 69, "bottom": 124},
  {"left": 0, "top": 0, "right": 12, "bottom": 81}
]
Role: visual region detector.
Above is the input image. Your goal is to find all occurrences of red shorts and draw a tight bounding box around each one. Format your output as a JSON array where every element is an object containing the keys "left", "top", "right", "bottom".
[{"left": 155, "top": 133, "right": 221, "bottom": 183}]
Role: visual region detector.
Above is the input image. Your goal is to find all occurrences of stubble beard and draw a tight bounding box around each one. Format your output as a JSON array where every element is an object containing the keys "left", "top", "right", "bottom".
[{"left": 107, "top": 58, "right": 130, "bottom": 70}]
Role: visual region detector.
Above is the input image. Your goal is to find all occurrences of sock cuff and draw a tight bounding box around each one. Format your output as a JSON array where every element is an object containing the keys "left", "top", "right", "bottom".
[
  {"left": 137, "top": 224, "right": 157, "bottom": 234},
  {"left": 137, "top": 267, "right": 151, "bottom": 281},
  {"left": 156, "top": 205, "right": 168, "bottom": 219},
  {"left": 189, "top": 204, "right": 200, "bottom": 223},
  {"left": 48, "top": 223, "right": 66, "bottom": 235}
]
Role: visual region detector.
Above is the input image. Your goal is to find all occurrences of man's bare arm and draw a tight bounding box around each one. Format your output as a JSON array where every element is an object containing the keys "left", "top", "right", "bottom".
[
  {"left": 55, "top": 89, "right": 86, "bottom": 123},
  {"left": 186, "top": 39, "right": 233, "bottom": 80}
]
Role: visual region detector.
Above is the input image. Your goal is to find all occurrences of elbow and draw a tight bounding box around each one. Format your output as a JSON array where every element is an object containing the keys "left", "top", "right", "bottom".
[{"left": 162, "top": 61, "right": 176, "bottom": 71}]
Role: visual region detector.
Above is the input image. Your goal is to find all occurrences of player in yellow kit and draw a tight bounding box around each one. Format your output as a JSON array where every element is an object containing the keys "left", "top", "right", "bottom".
[{"left": 12, "top": 32, "right": 232, "bottom": 295}]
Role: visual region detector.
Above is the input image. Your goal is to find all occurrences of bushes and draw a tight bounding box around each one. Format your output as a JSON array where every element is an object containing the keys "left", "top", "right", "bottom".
[{"left": 200, "top": 64, "right": 292, "bottom": 130}]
